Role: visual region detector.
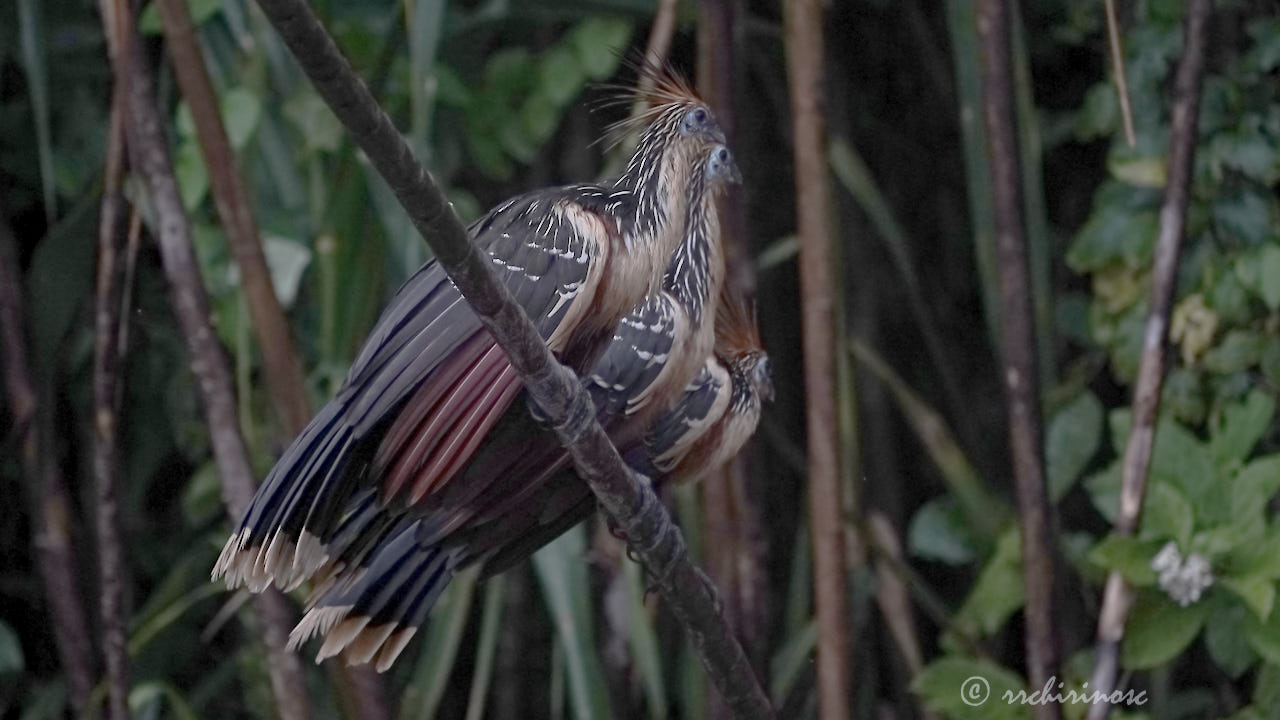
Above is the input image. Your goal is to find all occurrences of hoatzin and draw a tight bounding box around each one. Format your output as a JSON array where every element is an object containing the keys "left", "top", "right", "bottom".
[
  {"left": 213, "top": 75, "right": 726, "bottom": 596},
  {"left": 471, "top": 280, "right": 773, "bottom": 579},
  {"left": 287, "top": 150, "right": 766, "bottom": 670}
]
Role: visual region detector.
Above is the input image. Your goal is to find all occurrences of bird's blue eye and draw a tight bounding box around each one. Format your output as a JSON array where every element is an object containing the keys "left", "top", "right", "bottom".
[{"left": 694, "top": 108, "right": 708, "bottom": 124}]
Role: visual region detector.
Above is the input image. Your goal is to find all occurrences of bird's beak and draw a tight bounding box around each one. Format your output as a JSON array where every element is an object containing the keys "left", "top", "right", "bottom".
[{"left": 727, "top": 158, "right": 743, "bottom": 186}]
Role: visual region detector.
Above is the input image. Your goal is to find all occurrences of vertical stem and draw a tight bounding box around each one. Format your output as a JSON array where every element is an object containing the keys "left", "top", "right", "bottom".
[
  {"left": 1103, "top": 0, "right": 1138, "bottom": 148},
  {"left": 94, "top": 86, "right": 134, "bottom": 720},
  {"left": 976, "top": 2, "right": 1061, "bottom": 717},
  {"left": 157, "top": 0, "right": 312, "bottom": 434},
  {"left": 98, "top": 1, "right": 312, "bottom": 718},
  {"left": 697, "top": 5, "right": 769, "bottom": 713},
  {"left": 784, "top": 1, "right": 852, "bottom": 718},
  {"left": 0, "top": 218, "right": 97, "bottom": 715},
  {"left": 1086, "top": 3, "right": 1210, "bottom": 717},
  {"left": 944, "top": 0, "right": 1001, "bottom": 351}
]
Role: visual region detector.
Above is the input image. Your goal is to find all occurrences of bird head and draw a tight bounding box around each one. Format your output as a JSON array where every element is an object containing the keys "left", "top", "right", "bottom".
[{"left": 705, "top": 144, "right": 743, "bottom": 187}]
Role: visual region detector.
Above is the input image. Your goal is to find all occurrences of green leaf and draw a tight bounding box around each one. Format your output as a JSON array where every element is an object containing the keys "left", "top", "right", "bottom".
[
  {"left": 1213, "top": 389, "right": 1276, "bottom": 468},
  {"left": 180, "top": 461, "right": 222, "bottom": 527},
  {"left": 538, "top": 44, "right": 587, "bottom": 108},
  {"left": 1234, "top": 455, "right": 1280, "bottom": 514},
  {"left": 1204, "top": 330, "right": 1267, "bottom": 374},
  {"left": 1046, "top": 391, "right": 1104, "bottom": 501},
  {"left": 1161, "top": 368, "right": 1206, "bottom": 425},
  {"left": 907, "top": 497, "right": 980, "bottom": 565},
  {"left": 283, "top": 90, "right": 344, "bottom": 155},
  {"left": 1085, "top": 460, "right": 1123, "bottom": 523},
  {"left": 463, "top": 576, "right": 505, "bottom": 720},
  {"left": 1108, "top": 410, "right": 1221, "bottom": 520},
  {"left": 1225, "top": 526, "right": 1280, "bottom": 579},
  {"left": 1138, "top": 482, "right": 1195, "bottom": 548},
  {"left": 769, "top": 619, "right": 816, "bottom": 705},
  {"left": 1122, "top": 591, "right": 1210, "bottom": 669},
  {"left": 1214, "top": 189, "right": 1275, "bottom": 247},
  {"left": 568, "top": 17, "right": 632, "bottom": 80},
  {"left": 956, "top": 528, "right": 1025, "bottom": 636},
  {"left": 140, "top": 0, "right": 222, "bottom": 34},
  {"left": 1223, "top": 575, "right": 1276, "bottom": 621},
  {"left": 174, "top": 141, "right": 210, "bottom": 211},
  {"left": 1074, "top": 83, "right": 1118, "bottom": 140},
  {"left": 623, "top": 560, "right": 668, "bottom": 719},
  {"left": 1066, "top": 184, "right": 1159, "bottom": 272},
  {"left": 1089, "top": 534, "right": 1161, "bottom": 586},
  {"left": 0, "top": 621, "right": 23, "bottom": 675},
  {"left": 221, "top": 87, "right": 262, "bottom": 150},
  {"left": 533, "top": 526, "right": 613, "bottom": 720},
  {"left": 1255, "top": 661, "right": 1280, "bottom": 709},
  {"left": 1109, "top": 154, "right": 1166, "bottom": 188},
  {"left": 1258, "top": 246, "right": 1280, "bottom": 310},
  {"left": 128, "top": 682, "right": 201, "bottom": 720},
  {"left": 1245, "top": 599, "right": 1280, "bottom": 665},
  {"left": 399, "top": 567, "right": 479, "bottom": 720},
  {"left": 259, "top": 235, "right": 312, "bottom": 308},
  {"left": 912, "top": 656, "right": 1030, "bottom": 720},
  {"left": 1246, "top": 17, "right": 1280, "bottom": 72},
  {"left": 1205, "top": 600, "right": 1258, "bottom": 679}
]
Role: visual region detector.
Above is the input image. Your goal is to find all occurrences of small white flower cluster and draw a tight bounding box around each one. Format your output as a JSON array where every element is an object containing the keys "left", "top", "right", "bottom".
[{"left": 1151, "top": 541, "right": 1213, "bottom": 607}]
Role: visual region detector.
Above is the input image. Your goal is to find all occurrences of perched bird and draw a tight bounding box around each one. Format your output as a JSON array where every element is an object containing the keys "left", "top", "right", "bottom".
[
  {"left": 288, "top": 140, "right": 742, "bottom": 669},
  {"left": 213, "top": 72, "right": 726, "bottom": 597},
  {"left": 479, "top": 281, "right": 773, "bottom": 577}
]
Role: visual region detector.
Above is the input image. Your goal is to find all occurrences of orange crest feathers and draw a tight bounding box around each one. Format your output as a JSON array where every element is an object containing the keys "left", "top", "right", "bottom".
[
  {"left": 595, "top": 59, "right": 705, "bottom": 149},
  {"left": 714, "top": 280, "right": 762, "bottom": 359}
]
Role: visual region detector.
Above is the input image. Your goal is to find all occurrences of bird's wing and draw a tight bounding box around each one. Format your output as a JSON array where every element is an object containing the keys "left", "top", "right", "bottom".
[
  {"left": 372, "top": 186, "right": 619, "bottom": 507},
  {"left": 215, "top": 185, "right": 619, "bottom": 592},
  {"left": 584, "top": 294, "right": 683, "bottom": 424},
  {"left": 645, "top": 359, "right": 732, "bottom": 477}
]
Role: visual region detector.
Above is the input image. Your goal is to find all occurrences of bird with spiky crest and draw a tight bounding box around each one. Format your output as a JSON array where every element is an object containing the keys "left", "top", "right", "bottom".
[
  {"left": 212, "top": 68, "right": 726, "bottom": 598},
  {"left": 286, "top": 142, "right": 744, "bottom": 671}
]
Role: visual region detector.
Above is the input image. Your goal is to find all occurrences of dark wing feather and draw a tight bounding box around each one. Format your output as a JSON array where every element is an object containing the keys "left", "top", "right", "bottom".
[
  {"left": 643, "top": 362, "right": 726, "bottom": 475},
  {"left": 585, "top": 296, "right": 678, "bottom": 423},
  {"left": 373, "top": 186, "right": 611, "bottom": 506},
  {"left": 216, "top": 184, "right": 616, "bottom": 592}
]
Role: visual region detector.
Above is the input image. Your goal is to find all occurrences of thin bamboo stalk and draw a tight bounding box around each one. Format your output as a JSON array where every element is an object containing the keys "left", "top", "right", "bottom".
[
  {"left": 153, "top": 2, "right": 390, "bottom": 714},
  {"left": 97, "top": 1, "right": 313, "bottom": 717},
  {"left": 0, "top": 218, "right": 97, "bottom": 715},
  {"left": 93, "top": 84, "right": 133, "bottom": 720},
  {"left": 1103, "top": 0, "right": 1138, "bottom": 148},
  {"left": 976, "top": 2, "right": 1061, "bottom": 717},
  {"left": 697, "top": 3, "right": 769, "bottom": 710},
  {"left": 783, "top": 1, "right": 852, "bottom": 718},
  {"left": 1086, "top": 3, "right": 1210, "bottom": 717},
  {"left": 156, "top": 0, "right": 311, "bottom": 435}
]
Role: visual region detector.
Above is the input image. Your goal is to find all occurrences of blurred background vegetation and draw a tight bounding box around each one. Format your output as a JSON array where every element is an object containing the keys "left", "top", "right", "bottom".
[{"left": 1, "top": 0, "right": 1279, "bottom": 718}]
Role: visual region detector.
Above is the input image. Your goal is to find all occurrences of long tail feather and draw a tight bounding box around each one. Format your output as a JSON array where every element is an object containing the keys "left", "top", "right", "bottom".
[{"left": 291, "top": 521, "right": 461, "bottom": 671}]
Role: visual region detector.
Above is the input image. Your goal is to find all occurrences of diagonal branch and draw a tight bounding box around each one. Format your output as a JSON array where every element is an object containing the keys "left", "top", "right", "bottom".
[
  {"left": 97, "top": 1, "right": 313, "bottom": 718},
  {"left": 1086, "top": 2, "right": 1211, "bottom": 718},
  {"left": 976, "top": 1, "right": 1060, "bottom": 716},
  {"left": 245, "top": 0, "right": 773, "bottom": 716}
]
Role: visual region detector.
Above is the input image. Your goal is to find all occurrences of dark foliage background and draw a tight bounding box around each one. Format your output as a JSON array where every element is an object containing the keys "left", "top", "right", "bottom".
[{"left": 2, "top": 0, "right": 1279, "bottom": 718}]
